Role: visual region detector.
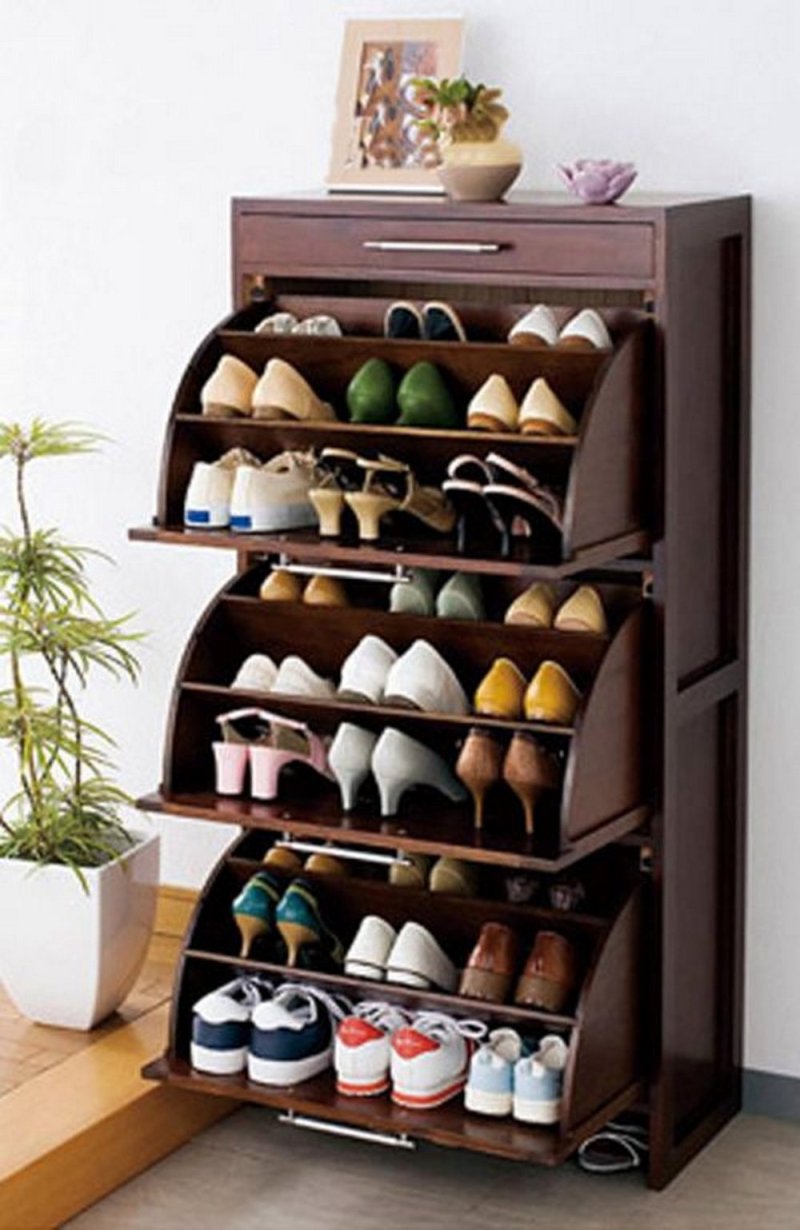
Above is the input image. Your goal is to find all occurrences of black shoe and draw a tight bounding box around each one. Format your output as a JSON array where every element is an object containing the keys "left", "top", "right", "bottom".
[{"left": 422, "top": 301, "right": 467, "bottom": 342}]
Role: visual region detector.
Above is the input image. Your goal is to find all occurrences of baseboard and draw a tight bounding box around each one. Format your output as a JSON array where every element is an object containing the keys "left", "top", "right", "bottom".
[{"left": 743, "top": 1068, "right": 800, "bottom": 1122}]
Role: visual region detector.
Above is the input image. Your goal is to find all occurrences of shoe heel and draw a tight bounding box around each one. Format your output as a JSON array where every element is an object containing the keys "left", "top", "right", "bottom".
[
  {"left": 459, "top": 967, "right": 513, "bottom": 1003},
  {"left": 234, "top": 912, "right": 267, "bottom": 959},
  {"left": 332, "top": 764, "right": 369, "bottom": 812},
  {"left": 374, "top": 771, "right": 407, "bottom": 817},
  {"left": 277, "top": 920, "right": 319, "bottom": 967},
  {"left": 213, "top": 742, "right": 249, "bottom": 795},
  {"left": 249, "top": 747, "right": 289, "bottom": 801},
  {"left": 508, "top": 783, "right": 544, "bottom": 838},
  {"left": 345, "top": 492, "right": 398, "bottom": 541},
  {"left": 310, "top": 488, "right": 344, "bottom": 537}
]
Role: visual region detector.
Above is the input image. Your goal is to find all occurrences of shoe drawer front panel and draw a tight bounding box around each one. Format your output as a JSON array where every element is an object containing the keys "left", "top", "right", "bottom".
[{"left": 235, "top": 212, "right": 655, "bottom": 282}]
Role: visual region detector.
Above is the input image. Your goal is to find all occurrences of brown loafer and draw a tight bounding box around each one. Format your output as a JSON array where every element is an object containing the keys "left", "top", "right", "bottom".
[
  {"left": 459, "top": 922, "right": 520, "bottom": 1003},
  {"left": 514, "top": 931, "right": 579, "bottom": 1013}
]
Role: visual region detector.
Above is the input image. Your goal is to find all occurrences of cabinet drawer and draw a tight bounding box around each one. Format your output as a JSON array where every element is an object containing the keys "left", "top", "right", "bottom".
[{"left": 236, "top": 211, "right": 654, "bottom": 282}]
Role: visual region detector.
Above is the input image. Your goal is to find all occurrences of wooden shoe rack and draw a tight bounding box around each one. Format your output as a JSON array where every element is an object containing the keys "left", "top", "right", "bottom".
[{"left": 133, "top": 193, "right": 751, "bottom": 1189}]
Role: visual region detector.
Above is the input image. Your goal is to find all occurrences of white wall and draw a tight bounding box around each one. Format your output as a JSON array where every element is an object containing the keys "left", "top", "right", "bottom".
[{"left": 0, "top": 0, "right": 796, "bottom": 1078}]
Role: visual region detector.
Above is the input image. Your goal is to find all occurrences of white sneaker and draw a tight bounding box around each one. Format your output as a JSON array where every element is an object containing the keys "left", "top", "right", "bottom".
[
  {"left": 335, "top": 1001, "right": 410, "bottom": 1097},
  {"left": 344, "top": 915, "right": 397, "bottom": 981},
  {"left": 229, "top": 451, "right": 318, "bottom": 533},
  {"left": 465, "top": 1028, "right": 524, "bottom": 1117},
  {"left": 201, "top": 355, "right": 259, "bottom": 417},
  {"left": 508, "top": 304, "right": 559, "bottom": 347},
  {"left": 558, "top": 308, "right": 612, "bottom": 350},
  {"left": 390, "top": 1012, "right": 487, "bottom": 1109},
  {"left": 231, "top": 653, "right": 278, "bottom": 692},
  {"left": 383, "top": 640, "right": 468, "bottom": 714},
  {"left": 371, "top": 728, "right": 466, "bottom": 817},
  {"left": 329, "top": 723, "right": 379, "bottom": 810},
  {"left": 184, "top": 448, "right": 260, "bottom": 529},
  {"left": 337, "top": 635, "right": 398, "bottom": 704},
  {"left": 513, "top": 1035, "right": 570, "bottom": 1124},
  {"left": 248, "top": 984, "right": 350, "bottom": 1086},
  {"left": 191, "top": 976, "right": 272, "bottom": 1075},
  {"left": 385, "top": 921, "right": 458, "bottom": 992},
  {"left": 272, "top": 655, "right": 335, "bottom": 699}
]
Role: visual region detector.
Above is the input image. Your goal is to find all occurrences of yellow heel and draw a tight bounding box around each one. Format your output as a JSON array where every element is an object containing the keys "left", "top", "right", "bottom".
[
  {"left": 234, "top": 912, "right": 268, "bottom": 959},
  {"left": 344, "top": 492, "right": 400, "bottom": 541},
  {"left": 277, "top": 920, "right": 319, "bottom": 967},
  {"left": 309, "top": 487, "right": 345, "bottom": 537}
]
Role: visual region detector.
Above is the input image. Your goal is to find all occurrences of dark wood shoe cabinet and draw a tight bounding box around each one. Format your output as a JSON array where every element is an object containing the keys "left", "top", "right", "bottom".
[{"left": 133, "top": 192, "right": 751, "bottom": 1189}]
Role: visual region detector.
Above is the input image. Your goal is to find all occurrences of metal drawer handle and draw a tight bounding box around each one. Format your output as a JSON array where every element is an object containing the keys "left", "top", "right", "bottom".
[
  {"left": 363, "top": 240, "right": 502, "bottom": 254},
  {"left": 277, "top": 555, "right": 410, "bottom": 586},
  {"left": 279, "top": 1111, "right": 416, "bottom": 1150},
  {"left": 277, "top": 838, "right": 411, "bottom": 868}
]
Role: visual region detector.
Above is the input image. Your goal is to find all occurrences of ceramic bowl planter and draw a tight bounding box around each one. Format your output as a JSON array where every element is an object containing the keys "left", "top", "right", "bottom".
[
  {"left": 437, "top": 138, "right": 522, "bottom": 203},
  {"left": 0, "top": 829, "right": 159, "bottom": 1029}
]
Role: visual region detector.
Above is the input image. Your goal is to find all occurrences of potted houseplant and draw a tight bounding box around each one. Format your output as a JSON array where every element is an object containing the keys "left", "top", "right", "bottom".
[
  {"left": 0, "top": 421, "right": 159, "bottom": 1029},
  {"left": 412, "top": 76, "right": 522, "bottom": 202}
]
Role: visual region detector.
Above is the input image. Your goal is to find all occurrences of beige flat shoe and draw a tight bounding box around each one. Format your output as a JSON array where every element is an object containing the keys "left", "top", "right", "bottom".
[
  {"left": 259, "top": 569, "right": 304, "bottom": 602},
  {"left": 467, "top": 374, "right": 519, "bottom": 432},
  {"left": 252, "top": 358, "right": 336, "bottom": 422},
  {"left": 302, "top": 575, "right": 350, "bottom": 608},
  {"left": 389, "top": 852, "right": 432, "bottom": 889},
  {"left": 508, "top": 304, "right": 559, "bottom": 348},
  {"left": 524, "top": 661, "right": 581, "bottom": 725},
  {"left": 557, "top": 309, "right": 612, "bottom": 351},
  {"left": 519, "top": 379, "right": 577, "bottom": 437},
  {"left": 201, "top": 355, "right": 258, "bottom": 417},
  {"left": 554, "top": 585, "right": 607, "bottom": 634},
  {"left": 505, "top": 582, "right": 557, "bottom": 628}
]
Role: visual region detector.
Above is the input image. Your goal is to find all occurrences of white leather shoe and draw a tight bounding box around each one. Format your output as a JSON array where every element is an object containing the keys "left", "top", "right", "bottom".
[
  {"left": 252, "top": 358, "right": 336, "bottom": 422},
  {"left": 467, "top": 374, "right": 519, "bottom": 433},
  {"left": 229, "top": 452, "right": 318, "bottom": 533},
  {"left": 293, "top": 315, "right": 342, "bottom": 337},
  {"left": 508, "top": 304, "right": 559, "bottom": 347},
  {"left": 201, "top": 355, "right": 259, "bottom": 417},
  {"left": 557, "top": 308, "right": 612, "bottom": 350},
  {"left": 231, "top": 654, "right": 278, "bottom": 692},
  {"left": 371, "top": 728, "right": 467, "bottom": 817},
  {"left": 254, "top": 312, "right": 298, "bottom": 334},
  {"left": 337, "top": 635, "right": 398, "bottom": 704},
  {"left": 329, "top": 723, "right": 379, "bottom": 810},
  {"left": 272, "top": 655, "right": 335, "bottom": 699},
  {"left": 518, "top": 378, "right": 578, "bottom": 437},
  {"left": 383, "top": 640, "right": 468, "bottom": 714},
  {"left": 386, "top": 922, "right": 458, "bottom": 992},
  {"left": 344, "top": 916, "right": 397, "bottom": 981}
]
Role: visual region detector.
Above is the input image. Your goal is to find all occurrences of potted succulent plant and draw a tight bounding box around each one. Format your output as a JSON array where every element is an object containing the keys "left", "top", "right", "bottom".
[
  {"left": 412, "top": 76, "right": 522, "bottom": 202},
  {"left": 0, "top": 421, "right": 158, "bottom": 1029}
]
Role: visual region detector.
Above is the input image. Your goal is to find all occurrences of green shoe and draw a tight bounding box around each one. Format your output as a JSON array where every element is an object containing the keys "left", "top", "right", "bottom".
[
  {"left": 389, "top": 567, "right": 439, "bottom": 616},
  {"left": 232, "top": 870, "right": 283, "bottom": 958},
  {"left": 275, "top": 878, "right": 344, "bottom": 968},
  {"left": 396, "top": 362, "right": 459, "bottom": 429},
  {"left": 436, "top": 572, "right": 485, "bottom": 621},
  {"left": 347, "top": 358, "right": 396, "bottom": 424}
]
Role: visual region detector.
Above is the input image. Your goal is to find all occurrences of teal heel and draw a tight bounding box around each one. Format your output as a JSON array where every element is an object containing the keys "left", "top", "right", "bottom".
[
  {"left": 275, "top": 879, "right": 344, "bottom": 967},
  {"left": 232, "top": 870, "right": 283, "bottom": 958}
]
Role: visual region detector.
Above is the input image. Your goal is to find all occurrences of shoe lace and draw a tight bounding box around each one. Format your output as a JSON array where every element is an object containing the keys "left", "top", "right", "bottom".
[
  {"left": 411, "top": 1012, "right": 488, "bottom": 1043},
  {"left": 273, "top": 982, "right": 353, "bottom": 1023},
  {"left": 352, "top": 1001, "right": 412, "bottom": 1033},
  {"left": 237, "top": 975, "right": 274, "bottom": 1008}
]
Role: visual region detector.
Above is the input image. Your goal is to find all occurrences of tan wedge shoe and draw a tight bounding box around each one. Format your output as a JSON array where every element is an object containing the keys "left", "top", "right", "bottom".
[
  {"left": 554, "top": 585, "right": 607, "bottom": 634},
  {"left": 504, "top": 582, "right": 557, "bottom": 628},
  {"left": 252, "top": 358, "right": 336, "bottom": 422},
  {"left": 518, "top": 378, "right": 577, "bottom": 437},
  {"left": 524, "top": 661, "right": 581, "bottom": 725},
  {"left": 467, "top": 374, "right": 519, "bottom": 432},
  {"left": 201, "top": 355, "right": 259, "bottom": 418},
  {"left": 259, "top": 569, "right": 304, "bottom": 603},
  {"left": 474, "top": 658, "right": 527, "bottom": 720},
  {"left": 503, "top": 732, "right": 560, "bottom": 837}
]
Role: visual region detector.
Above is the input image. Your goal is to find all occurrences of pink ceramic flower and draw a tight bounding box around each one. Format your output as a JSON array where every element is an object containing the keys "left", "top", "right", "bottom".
[{"left": 558, "top": 159, "right": 637, "bottom": 205}]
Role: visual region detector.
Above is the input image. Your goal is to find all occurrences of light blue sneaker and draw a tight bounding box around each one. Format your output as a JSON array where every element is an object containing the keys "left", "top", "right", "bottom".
[
  {"left": 464, "top": 1028, "right": 524, "bottom": 1117},
  {"left": 513, "top": 1034, "right": 569, "bottom": 1124}
]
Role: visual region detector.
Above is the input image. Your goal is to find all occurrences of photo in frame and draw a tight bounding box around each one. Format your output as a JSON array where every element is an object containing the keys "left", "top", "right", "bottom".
[{"left": 327, "top": 18, "right": 465, "bottom": 193}]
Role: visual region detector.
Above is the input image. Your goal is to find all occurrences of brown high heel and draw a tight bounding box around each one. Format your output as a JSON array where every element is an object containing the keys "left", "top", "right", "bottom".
[
  {"left": 502, "top": 732, "right": 560, "bottom": 838},
  {"left": 455, "top": 728, "right": 504, "bottom": 830}
]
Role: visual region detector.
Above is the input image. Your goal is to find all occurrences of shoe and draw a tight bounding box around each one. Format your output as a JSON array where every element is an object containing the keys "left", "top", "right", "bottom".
[
  {"left": 459, "top": 923, "right": 520, "bottom": 1003},
  {"left": 345, "top": 456, "right": 456, "bottom": 540},
  {"left": 232, "top": 869, "right": 284, "bottom": 958},
  {"left": 274, "top": 879, "right": 345, "bottom": 968},
  {"left": 308, "top": 448, "right": 365, "bottom": 538},
  {"left": 259, "top": 569, "right": 304, "bottom": 602},
  {"left": 389, "top": 568, "right": 439, "bottom": 616},
  {"left": 549, "top": 878, "right": 587, "bottom": 912},
  {"left": 303, "top": 852, "right": 349, "bottom": 876},
  {"left": 191, "top": 975, "right": 273, "bottom": 1074},
  {"left": 231, "top": 653, "right": 278, "bottom": 692},
  {"left": 184, "top": 448, "right": 260, "bottom": 528},
  {"left": 347, "top": 358, "right": 396, "bottom": 424},
  {"left": 335, "top": 1001, "right": 411, "bottom": 1097},
  {"left": 212, "top": 708, "right": 270, "bottom": 797},
  {"left": 337, "top": 635, "right": 397, "bottom": 704},
  {"left": 272, "top": 656, "right": 335, "bottom": 699},
  {"left": 248, "top": 983, "right": 351, "bottom": 1086},
  {"left": 513, "top": 1035, "right": 570, "bottom": 1123},
  {"left": 390, "top": 1012, "right": 486, "bottom": 1108},
  {"left": 229, "top": 451, "right": 318, "bottom": 533},
  {"left": 383, "top": 640, "right": 468, "bottom": 714},
  {"left": 252, "top": 358, "right": 336, "bottom": 421},
  {"left": 554, "top": 585, "right": 607, "bottom": 634},
  {"left": 442, "top": 474, "right": 507, "bottom": 555},
  {"left": 508, "top": 304, "right": 559, "bottom": 348},
  {"left": 436, "top": 572, "right": 485, "bottom": 621},
  {"left": 482, "top": 456, "right": 564, "bottom": 554},
  {"left": 386, "top": 923, "right": 458, "bottom": 992},
  {"left": 329, "top": 723, "right": 379, "bottom": 811},
  {"left": 473, "top": 657, "right": 526, "bottom": 720},
  {"left": 503, "top": 733, "right": 560, "bottom": 837},
  {"left": 254, "top": 311, "right": 298, "bottom": 334},
  {"left": 504, "top": 582, "right": 557, "bottom": 628},
  {"left": 467, "top": 374, "right": 519, "bottom": 432},
  {"left": 388, "top": 852, "right": 432, "bottom": 889},
  {"left": 385, "top": 300, "right": 424, "bottom": 339},
  {"left": 429, "top": 856, "right": 478, "bottom": 897},
  {"left": 344, "top": 915, "right": 397, "bottom": 981},
  {"left": 422, "top": 301, "right": 467, "bottom": 342},
  {"left": 213, "top": 708, "right": 333, "bottom": 803},
  {"left": 514, "top": 933, "right": 580, "bottom": 1013},
  {"left": 557, "top": 308, "right": 612, "bottom": 351},
  {"left": 465, "top": 1028, "right": 525, "bottom": 1116},
  {"left": 396, "top": 362, "right": 459, "bottom": 428},
  {"left": 302, "top": 575, "right": 350, "bottom": 608},
  {"left": 518, "top": 379, "right": 577, "bottom": 437},
  {"left": 455, "top": 728, "right": 504, "bottom": 830},
  {"left": 292, "top": 314, "right": 342, "bottom": 337},
  {"left": 524, "top": 661, "right": 581, "bottom": 724},
  {"left": 200, "top": 355, "right": 258, "bottom": 417},
  {"left": 263, "top": 845, "right": 304, "bottom": 877},
  {"left": 372, "top": 728, "right": 467, "bottom": 817}
]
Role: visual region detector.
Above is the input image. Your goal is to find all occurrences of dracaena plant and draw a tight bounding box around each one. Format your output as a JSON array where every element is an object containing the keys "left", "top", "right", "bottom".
[{"left": 0, "top": 421, "right": 142, "bottom": 882}]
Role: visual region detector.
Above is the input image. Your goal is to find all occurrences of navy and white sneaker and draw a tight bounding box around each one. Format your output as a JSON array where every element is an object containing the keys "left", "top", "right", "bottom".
[
  {"left": 191, "top": 976, "right": 272, "bottom": 1075},
  {"left": 248, "top": 984, "right": 351, "bottom": 1086}
]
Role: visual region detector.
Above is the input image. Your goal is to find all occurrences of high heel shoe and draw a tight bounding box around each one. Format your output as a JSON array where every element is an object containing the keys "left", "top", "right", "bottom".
[
  {"left": 502, "top": 732, "right": 560, "bottom": 838},
  {"left": 345, "top": 456, "right": 455, "bottom": 541},
  {"left": 232, "top": 869, "right": 284, "bottom": 958},
  {"left": 275, "top": 879, "right": 344, "bottom": 968},
  {"left": 524, "top": 662, "right": 581, "bottom": 725},
  {"left": 371, "top": 728, "right": 467, "bottom": 817},
  {"left": 455, "top": 728, "right": 504, "bottom": 830},
  {"left": 473, "top": 658, "right": 527, "bottom": 720},
  {"left": 213, "top": 709, "right": 333, "bottom": 801},
  {"left": 329, "top": 723, "right": 379, "bottom": 811},
  {"left": 308, "top": 448, "right": 364, "bottom": 537}
]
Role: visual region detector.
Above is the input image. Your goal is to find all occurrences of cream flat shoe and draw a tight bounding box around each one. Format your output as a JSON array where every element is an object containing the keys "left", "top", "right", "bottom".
[
  {"left": 254, "top": 312, "right": 298, "bottom": 334},
  {"left": 524, "top": 661, "right": 581, "bottom": 724},
  {"left": 557, "top": 309, "right": 612, "bottom": 350},
  {"left": 508, "top": 304, "right": 559, "bottom": 348},
  {"left": 201, "top": 355, "right": 259, "bottom": 418},
  {"left": 231, "top": 654, "right": 278, "bottom": 692},
  {"left": 259, "top": 569, "right": 304, "bottom": 602},
  {"left": 518, "top": 379, "right": 578, "bottom": 437},
  {"left": 272, "top": 655, "right": 335, "bottom": 699},
  {"left": 252, "top": 358, "right": 336, "bottom": 422},
  {"left": 467, "top": 374, "right": 519, "bottom": 432},
  {"left": 554, "top": 585, "right": 607, "bottom": 634},
  {"left": 504, "top": 582, "right": 557, "bottom": 628}
]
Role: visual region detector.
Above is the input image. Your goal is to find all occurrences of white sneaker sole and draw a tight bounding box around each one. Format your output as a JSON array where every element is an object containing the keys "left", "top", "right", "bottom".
[
  {"left": 464, "top": 1085, "right": 513, "bottom": 1117},
  {"left": 336, "top": 1070, "right": 390, "bottom": 1097},
  {"left": 513, "top": 1095, "right": 561, "bottom": 1125},
  {"left": 391, "top": 1072, "right": 466, "bottom": 1109},
  {"left": 190, "top": 1042, "right": 247, "bottom": 1075},
  {"left": 230, "top": 505, "right": 316, "bottom": 533},
  {"left": 247, "top": 1046, "right": 332, "bottom": 1086},
  {"left": 185, "top": 506, "right": 230, "bottom": 529}
]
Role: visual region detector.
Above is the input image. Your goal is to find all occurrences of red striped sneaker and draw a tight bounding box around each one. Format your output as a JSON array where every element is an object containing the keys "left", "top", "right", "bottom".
[
  {"left": 390, "top": 1012, "right": 487, "bottom": 1109},
  {"left": 335, "top": 1002, "right": 411, "bottom": 1097}
]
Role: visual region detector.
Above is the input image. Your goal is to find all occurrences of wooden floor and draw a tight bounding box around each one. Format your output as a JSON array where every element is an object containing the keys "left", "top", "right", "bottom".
[{"left": 66, "top": 1106, "right": 800, "bottom": 1230}]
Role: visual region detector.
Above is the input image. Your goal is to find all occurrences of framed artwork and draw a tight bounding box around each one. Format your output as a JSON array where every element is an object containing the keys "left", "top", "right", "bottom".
[{"left": 327, "top": 18, "right": 465, "bottom": 193}]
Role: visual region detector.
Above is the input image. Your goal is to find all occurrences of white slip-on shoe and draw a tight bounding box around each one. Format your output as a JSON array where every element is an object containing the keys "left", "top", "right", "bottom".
[
  {"left": 191, "top": 975, "right": 273, "bottom": 1075},
  {"left": 337, "top": 634, "right": 398, "bottom": 704},
  {"left": 272, "top": 655, "right": 335, "bottom": 699},
  {"left": 390, "top": 1011, "right": 487, "bottom": 1108},
  {"left": 372, "top": 727, "right": 466, "bottom": 817},
  {"left": 383, "top": 640, "right": 468, "bottom": 714},
  {"left": 335, "top": 1001, "right": 411, "bottom": 1097},
  {"left": 293, "top": 314, "right": 342, "bottom": 337},
  {"left": 229, "top": 452, "right": 318, "bottom": 533},
  {"left": 184, "top": 448, "right": 261, "bottom": 529},
  {"left": 508, "top": 304, "right": 559, "bottom": 348},
  {"left": 385, "top": 921, "right": 459, "bottom": 992},
  {"left": 252, "top": 358, "right": 336, "bottom": 422},
  {"left": 557, "top": 308, "right": 612, "bottom": 350},
  {"left": 254, "top": 312, "right": 298, "bottom": 334},
  {"left": 329, "top": 723, "right": 379, "bottom": 810},
  {"left": 231, "top": 653, "right": 278, "bottom": 692},
  {"left": 467, "top": 374, "right": 519, "bottom": 433},
  {"left": 518, "top": 378, "right": 578, "bottom": 437},
  {"left": 344, "top": 915, "right": 397, "bottom": 981},
  {"left": 201, "top": 354, "right": 259, "bottom": 417}
]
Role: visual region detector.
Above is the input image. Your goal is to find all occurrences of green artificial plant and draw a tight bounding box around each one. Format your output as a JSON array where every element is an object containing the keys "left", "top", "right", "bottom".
[{"left": 0, "top": 421, "right": 142, "bottom": 880}]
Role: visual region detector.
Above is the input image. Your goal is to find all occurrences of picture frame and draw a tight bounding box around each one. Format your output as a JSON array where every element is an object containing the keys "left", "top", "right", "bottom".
[{"left": 327, "top": 18, "right": 465, "bottom": 194}]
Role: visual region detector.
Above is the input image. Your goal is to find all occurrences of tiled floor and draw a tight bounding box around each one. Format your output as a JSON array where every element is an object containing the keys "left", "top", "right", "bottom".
[{"left": 68, "top": 1108, "right": 800, "bottom": 1230}]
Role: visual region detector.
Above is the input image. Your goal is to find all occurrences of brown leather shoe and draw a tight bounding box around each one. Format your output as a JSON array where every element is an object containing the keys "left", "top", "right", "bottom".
[
  {"left": 514, "top": 931, "right": 579, "bottom": 1013},
  {"left": 459, "top": 922, "right": 520, "bottom": 1003}
]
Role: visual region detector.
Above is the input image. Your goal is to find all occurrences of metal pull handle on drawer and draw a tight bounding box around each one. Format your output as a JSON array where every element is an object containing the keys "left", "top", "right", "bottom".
[
  {"left": 277, "top": 838, "right": 411, "bottom": 868},
  {"left": 279, "top": 1111, "right": 416, "bottom": 1150},
  {"left": 277, "top": 555, "right": 410, "bottom": 586},
  {"left": 363, "top": 240, "right": 502, "bottom": 254}
]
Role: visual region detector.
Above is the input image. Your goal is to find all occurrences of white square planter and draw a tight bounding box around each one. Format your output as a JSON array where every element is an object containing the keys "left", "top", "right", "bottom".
[{"left": 0, "top": 829, "right": 159, "bottom": 1029}]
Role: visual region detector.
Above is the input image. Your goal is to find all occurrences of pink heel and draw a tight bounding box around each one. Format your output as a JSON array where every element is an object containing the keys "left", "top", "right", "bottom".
[
  {"left": 213, "top": 742, "right": 249, "bottom": 795},
  {"left": 214, "top": 708, "right": 333, "bottom": 802},
  {"left": 250, "top": 746, "right": 291, "bottom": 800}
]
